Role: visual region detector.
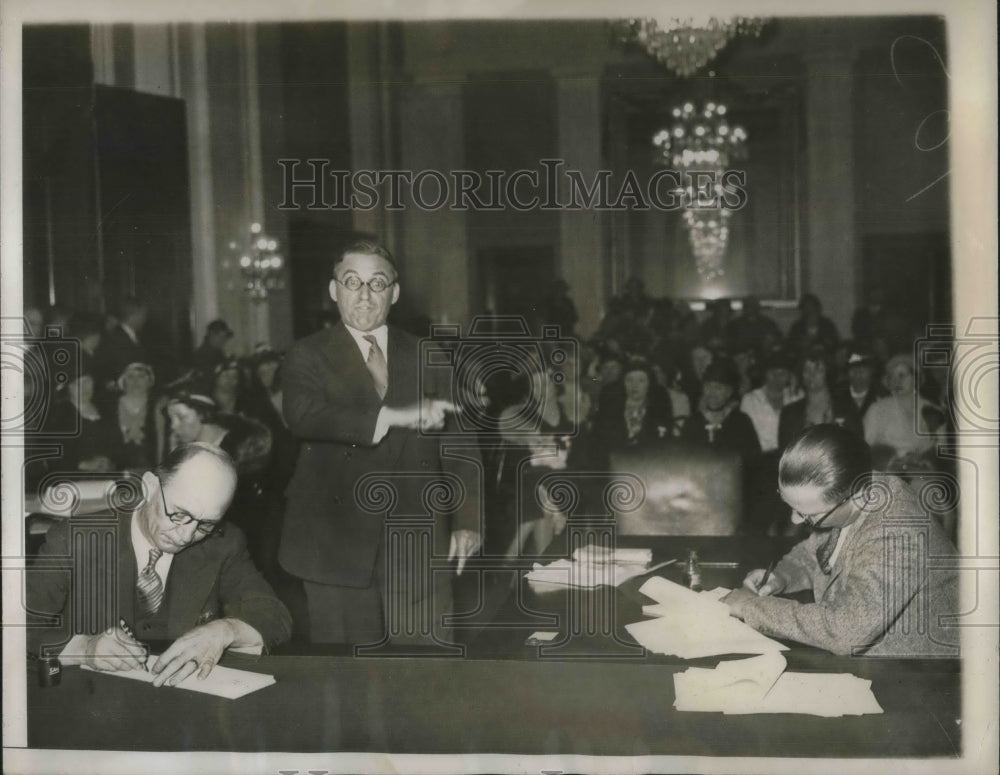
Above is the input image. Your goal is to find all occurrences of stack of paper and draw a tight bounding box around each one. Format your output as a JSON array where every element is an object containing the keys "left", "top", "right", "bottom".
[
  {"left": 526, "top": 557, "right": 655, "bottom": 589},
  {"left": 572, "top": 545, "right": 653, "bottom": 566},
  {"left": 82, "top": 661, "right": 276, "bottom": 699},
  {"left": 673, "top": 653, "right": 883, "bottom": 716},
  {"left": 625, "top": 576, "right": 788, "bottom": 658}
]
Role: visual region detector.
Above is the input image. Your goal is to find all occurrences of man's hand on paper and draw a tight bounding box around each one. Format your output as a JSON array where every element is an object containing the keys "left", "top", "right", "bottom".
[
  {"left": 74, "top": 627, "right": 148, "bottom": 672},
  {"left": 151, "top": 619, "right": 238, "bottom": 687},
  {"left": 742, "top": 567, "right": 787, "bottom": 596}
]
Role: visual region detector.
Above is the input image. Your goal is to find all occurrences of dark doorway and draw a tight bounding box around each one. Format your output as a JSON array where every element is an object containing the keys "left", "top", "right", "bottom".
[{"left": 478, "top": 245, "right": 556, "bottom": 334}]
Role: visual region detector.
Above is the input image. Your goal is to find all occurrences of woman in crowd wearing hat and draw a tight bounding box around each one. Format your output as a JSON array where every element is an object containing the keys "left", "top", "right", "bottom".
[
  {"left": 105, "top": 361, "right": 160, "bottom": 471},
  {"left": 212, "top": 357, "right": 243, "bottom": 414},
  {"left": 679, "top": 357, "right": 761, "bottom": 463},
  {"left": 863, "top": 353, "right": 946, "bottom": 471},
  {"left": 778, "top": 347, "right": 863, "bottom": 452},
  {"left": 46, "top": 352, "right": 121, "bottom": 473},
  {"left": 165, "top": 388, "right": 274, "bottom": 568},
  {"left": 593, "top": 357, "right": 674, "bottom": 460}
]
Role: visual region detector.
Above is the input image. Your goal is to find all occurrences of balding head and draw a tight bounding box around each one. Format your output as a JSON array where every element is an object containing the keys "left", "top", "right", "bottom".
[{"left": 139, "top": 443, "right": 238, "bottom": 553}]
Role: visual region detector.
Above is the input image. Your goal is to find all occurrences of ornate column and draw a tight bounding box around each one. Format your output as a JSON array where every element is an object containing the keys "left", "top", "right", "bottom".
[
  {"left": 803, "top": 50, "right": 858, "bottom": 333},
  {"left": 554, "top": 70, "right": 607, "bottom": 338},
  {"left": 397, "top": 79, "right": 470, "bottom": 326}
]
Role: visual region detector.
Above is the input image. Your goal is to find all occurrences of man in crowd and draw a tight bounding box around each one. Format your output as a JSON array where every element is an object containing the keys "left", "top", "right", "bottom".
[
  {"left": 192, "top": 318, "right": 235, "bottom": 383},
  {"left": 95, "top": 297, "right": 149, "bottom": 393},
  {"left": 28, "top": 443, "right": 292, "bottom": 686},
  {"left": 279, "top": 238, "right": 481, "bottom": 646}
]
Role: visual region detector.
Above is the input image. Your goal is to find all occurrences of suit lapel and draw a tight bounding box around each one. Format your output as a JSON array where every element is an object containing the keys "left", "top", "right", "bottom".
[
  {"left": 166, "top": 542, "right": 217, "bottom": 631},
  {"left": 328, "top": 322, "right": 385, "bottom": 402}
]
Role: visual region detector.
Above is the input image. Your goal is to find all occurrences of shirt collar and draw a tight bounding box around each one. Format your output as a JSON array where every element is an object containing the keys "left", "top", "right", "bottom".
[
  {"left": 130, "top": 510, "right": 173, "bottom": 578},
  {"left": 343, "top": 323, "right": 388, "bottom": 362},
  {"left": 120, "top": 323, "right": 138, "bottom": 344}
]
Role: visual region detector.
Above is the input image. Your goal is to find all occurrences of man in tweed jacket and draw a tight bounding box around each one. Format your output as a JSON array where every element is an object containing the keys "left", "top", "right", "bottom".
[{"left": 724, "top": 425, "right": 959, "bottom": 657}]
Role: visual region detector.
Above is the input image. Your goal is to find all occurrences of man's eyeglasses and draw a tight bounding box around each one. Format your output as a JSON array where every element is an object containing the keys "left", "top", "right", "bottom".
[
  {"left": 336, "top": 276, "right": 395, "bottom": 294},
  {"left": 778, "top": 490, "right": 852, "bottom": 528},
  {"left": 154, "top": 474, "right": 222, "bottom": 537}
]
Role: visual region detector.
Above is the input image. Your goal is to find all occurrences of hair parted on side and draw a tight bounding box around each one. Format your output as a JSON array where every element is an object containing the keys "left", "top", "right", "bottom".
[
  {"left": 332, "top": 238, "right": 397, "bottom": 277},
  {"left": 153, "top": 442, "right": 237, "bottom": 484},
  {"left": 778, "top": 424, "right": 872, "bottom": 501}
]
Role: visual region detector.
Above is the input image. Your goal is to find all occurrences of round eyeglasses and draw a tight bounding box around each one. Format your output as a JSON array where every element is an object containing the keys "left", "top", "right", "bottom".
[
  {"left": 155, "top": 474, "right": 222, "bottom": 537},
  {"left": 778, "top": 489, "right": 852, "bottom": 528},
  {"left": 335, "top": 276, "right": 395, "bottom": 293}
]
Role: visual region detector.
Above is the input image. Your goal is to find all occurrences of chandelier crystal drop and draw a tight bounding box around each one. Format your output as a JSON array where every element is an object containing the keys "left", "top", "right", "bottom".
[{"left": 616, "top": 17, "right": 764, "bottom": 78}]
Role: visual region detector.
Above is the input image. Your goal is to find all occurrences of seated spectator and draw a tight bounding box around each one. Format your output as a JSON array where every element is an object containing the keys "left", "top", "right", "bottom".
[
  {"left": 191, "top": 319, "right": 234, "bottom": 384},
  {"left": 46, "top": 353, "right": 121, "bottom": 473},
  {"left": 493, "top": 357, "right": 578, "bottom": 558},
  {"left": 95, "top": 297, "right": 149, "bottom": 394},
  {"left": 106, "top": 362, "right": 160, "bottom": 472},
  {"left": 836, "top": 347, "right": 884, "bottom": 418},
  {"left": 732, "top": 344, "right": 758, "bottom": 397},
  {"left": 722, "top": 425, "right": 958, "bottom": 657},
  {"left": 212, "top": 357, "right": 243, "bottom": 414},
  {"left": 699, "top": 298, "right": 734, "bottom": 348},
  {"left": 593, "top": 359, "right": 673, "bottom": 458},
  {"left": 726, "top": 296, "right": 782, "bottom": 355},
  {"left": 542, "top": 278, "right": 578, "bottom": 337},
  {"left": 864, "top": 354, "right": 945, "bottom": 471},
  {"left": 787, "top": 293, "right": 839, "bottom": 357},
  {"left": 27, "top": 443, "right": 292, "bottom": 679},
  {"left": 778, "top": 348, "right": 863, "bottom": 451},
  {"left": 679, "top": 343, "right": 714, "bottom": 407},
  {"left": 680, "top": 358, "right": 761, "bottom": 463},
  {"left": 740, "top": 349, "right": 797, "bottom": 455}
]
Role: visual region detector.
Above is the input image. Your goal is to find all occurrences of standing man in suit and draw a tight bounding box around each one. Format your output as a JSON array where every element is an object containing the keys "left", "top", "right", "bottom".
[
  {"left": 28, "top": 443, "right": 292, "bottom": 686},
  {"left": 95, "top": 297, "right": 149, "bottom": 396},
  {"left": 279, "top": 239, "right": 481, "bottom": 646}
]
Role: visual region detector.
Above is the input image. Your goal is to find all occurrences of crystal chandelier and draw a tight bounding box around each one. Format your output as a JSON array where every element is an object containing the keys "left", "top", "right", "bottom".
[
  {"left": 616, "top": 16, "right": 764, "bottom": 78},
  {"left": 230, "top": 223, "right": 285, "bottom": 301},
  {"left": 653, "top": 101, "right": 747, "bottom": 281}
]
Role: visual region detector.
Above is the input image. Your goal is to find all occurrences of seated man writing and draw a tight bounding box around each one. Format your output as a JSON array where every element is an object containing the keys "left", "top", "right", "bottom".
[
  {"left": 723, "top": 424, "right": 959, "bottom": 657},
  {"left": 27, "top": 442, "right": 292, "bottom": 686}
]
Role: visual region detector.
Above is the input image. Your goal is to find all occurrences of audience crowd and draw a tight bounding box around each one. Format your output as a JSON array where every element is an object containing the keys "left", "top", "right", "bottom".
[{"left": 21, "top": 281, "right": 955, "bottom": 622}]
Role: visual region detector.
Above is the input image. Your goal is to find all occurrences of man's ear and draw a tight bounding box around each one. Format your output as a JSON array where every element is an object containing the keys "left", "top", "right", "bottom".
[
  {"left": 329, "top": 279, "right": 338, "bottom": 304},
  {"left": 141, "top": 470, "right": 158, "bottom": 502},
  {"left": 391, "top": 282, "right": 400, "bottom": 306}
]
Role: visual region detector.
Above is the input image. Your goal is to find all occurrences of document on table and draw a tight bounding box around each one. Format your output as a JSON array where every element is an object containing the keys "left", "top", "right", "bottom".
[
  {"left": 526, "top": 543, "right": 661, "bottom": 588},
  {"left": 625, "top": 576, "right": 788, "bottom": 658},
  {"left": 82, "top": 660, "right": 276, "bottom": 699},
  {"left": 673, "top": 653, "right": 884, "bottom": 716}
]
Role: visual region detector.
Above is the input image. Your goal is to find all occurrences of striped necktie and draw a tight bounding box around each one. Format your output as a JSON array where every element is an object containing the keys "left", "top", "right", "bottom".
[
  {"left": 816, "top": 527, "right": 842, "bottom": 575},
  {"left": 363, "top": 334, "right": 388, "bottom": 400},
  {"left": 136, "top": 548, "right": 164, "bottom": 615}
]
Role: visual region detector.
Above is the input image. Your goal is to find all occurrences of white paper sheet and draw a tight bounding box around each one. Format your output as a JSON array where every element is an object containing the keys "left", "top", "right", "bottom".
[
  {"left": 674, "top": 654, "right": 883, "bottom": 716},
  {"left": 572, "top": 545, "right": 653, "bottom": 565},
  {"left": 82, "top": 660, "right": 276, "bottom": 699},
  {"left": 626, "top": 576, "right": 787, "bottom": 657},
  {"left": 526, "top": 558, "right": 654, "bottom": 588}
]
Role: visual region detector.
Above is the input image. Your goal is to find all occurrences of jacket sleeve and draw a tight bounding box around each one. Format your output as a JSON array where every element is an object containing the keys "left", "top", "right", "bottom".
[
  {"left": 25, "top": 521, "right": 85, "bottom": 656},
  {"left": 281, "top": 340, "right": 381, "bottom": 446},
  {"left": 216, "top": 528, "right": 292, "bottom": 652},
  {"left": 739, "top": 526, "right": 917, "bottom": 655}
]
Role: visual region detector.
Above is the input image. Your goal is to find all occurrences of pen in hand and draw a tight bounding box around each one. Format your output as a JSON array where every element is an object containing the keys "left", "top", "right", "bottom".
[
  {"left": 119, "top": 617, "right": 149, "bottom": 671},
  {"left": 757, "top": 561, "right": 776, "bottom": 595}
]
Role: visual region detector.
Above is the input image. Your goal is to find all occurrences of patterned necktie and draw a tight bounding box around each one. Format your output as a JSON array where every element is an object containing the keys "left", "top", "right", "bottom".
[
  {"left": 363, "top": 334, "right": 388, "bottom": 400},
  {"left": 816, "top": 527, "right": 842, "bottom": 575},
  {"left": 136, "top": 548, "right": 164, "bottom": 615}
]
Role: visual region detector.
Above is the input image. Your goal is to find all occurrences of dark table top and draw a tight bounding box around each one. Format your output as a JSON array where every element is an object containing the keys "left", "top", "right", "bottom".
[{"left": 25, "top": 533, "right": 963, "bottom": 757}]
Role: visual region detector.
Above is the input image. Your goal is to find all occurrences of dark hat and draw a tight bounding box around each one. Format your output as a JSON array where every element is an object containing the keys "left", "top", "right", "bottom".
[
  {"left": 761, "top": 348, "right": 794, "bottom": 373},
  {"left": 206, "top": 319, "right": 234, "bottom": 338},
  {"left": 702, "top": 357, "right": 740, "bottom": 390}
]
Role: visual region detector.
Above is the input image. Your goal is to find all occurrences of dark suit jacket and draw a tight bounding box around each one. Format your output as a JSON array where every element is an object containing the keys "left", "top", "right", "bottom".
[
  {"left": 278, "top": 323, "right": 480, "bottom": 589},
  {"left": 777, "top": 394, "right": 864, "bottom": 451},
  {"left": 27, "top": 513, "right": 291, "bottom": 656},
  {"left": 95, "top": 326, "right": 148, "bottom": 389}
]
